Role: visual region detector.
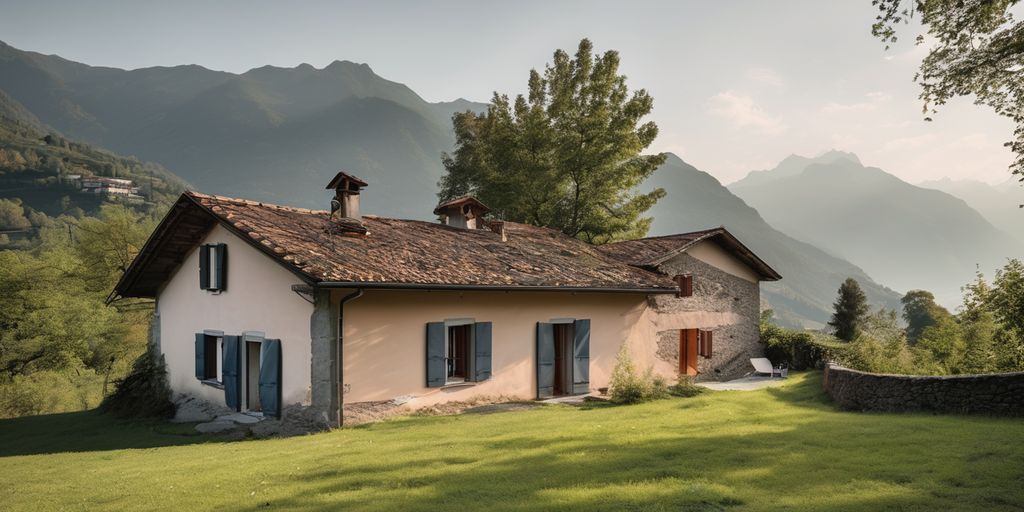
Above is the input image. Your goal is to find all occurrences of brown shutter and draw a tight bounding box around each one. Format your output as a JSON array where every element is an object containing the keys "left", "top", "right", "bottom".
[
  {"left": 684, "top": 274, "right": 693, "bottom": 297},
  {"left": 706, "top": 330, "right": 713, "bottom": 358}
]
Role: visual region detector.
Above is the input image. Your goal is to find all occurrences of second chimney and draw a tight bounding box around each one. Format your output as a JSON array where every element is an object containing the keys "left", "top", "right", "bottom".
[{"left": 325, "top": 171, "right": 368, "bottom": 220}]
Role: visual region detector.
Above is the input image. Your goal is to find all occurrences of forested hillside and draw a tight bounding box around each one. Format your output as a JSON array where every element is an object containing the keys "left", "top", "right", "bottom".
[{"left": 0, "top": 40, "right": 485, "bottom": 219}]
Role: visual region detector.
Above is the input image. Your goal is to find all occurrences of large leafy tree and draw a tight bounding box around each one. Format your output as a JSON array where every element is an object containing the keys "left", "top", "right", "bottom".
[
  {"left": 829, "top": 278, "right": 871, "bottom": 341},
  {"left": 900, "top": 289, "right": 951, "bottom": 343},
  {"left": 872, "top": 0, "right": 1024, "bottom": 179},
  {"left": 439, "top": 39, "right": 666, "bottom": 243}
]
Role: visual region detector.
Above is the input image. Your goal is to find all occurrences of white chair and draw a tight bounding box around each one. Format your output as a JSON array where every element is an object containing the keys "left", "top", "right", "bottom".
[{"left": 750, "top": 358, "right": 786, "bottom": 378}]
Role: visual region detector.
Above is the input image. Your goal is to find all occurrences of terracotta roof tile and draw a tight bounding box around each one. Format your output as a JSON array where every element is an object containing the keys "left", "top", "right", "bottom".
[{"left": 185, "top": 191, "right": 676, "bottom": 291}]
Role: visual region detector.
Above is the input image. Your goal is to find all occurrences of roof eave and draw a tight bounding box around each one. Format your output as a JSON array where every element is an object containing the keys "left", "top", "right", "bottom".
[{"left": 315, "top": 282, "right": 679, "bottom": 294}]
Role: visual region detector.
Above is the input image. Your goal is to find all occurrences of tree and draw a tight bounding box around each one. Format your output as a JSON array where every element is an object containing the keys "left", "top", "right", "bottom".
[
  {"left": 439, "top": 38, "right": 666, "bottom": 243},
  {"left": 829, "top": 278, "right": 870, "bottom": 341},
  {"left": 900, "top": 289, "right": 951, "bottom": 343},
  {"left": 872, "top": 0, "right": 1024, "bottom": 178},
  {"left": 988, "top": 258, "right": 1024, "bottom": 369}
]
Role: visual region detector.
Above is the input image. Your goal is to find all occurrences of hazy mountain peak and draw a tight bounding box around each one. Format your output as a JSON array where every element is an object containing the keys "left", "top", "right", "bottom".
[{"left": 814, "top": 149, "right": 861, "bottom": 165}]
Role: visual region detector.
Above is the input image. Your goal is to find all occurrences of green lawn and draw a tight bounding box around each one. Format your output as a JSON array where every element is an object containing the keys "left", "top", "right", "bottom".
[{"left": 1, "top": 373, "right": 1022, "bottom": 511}]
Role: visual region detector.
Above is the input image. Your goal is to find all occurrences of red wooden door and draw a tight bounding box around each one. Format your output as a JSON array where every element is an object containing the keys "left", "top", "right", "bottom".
[{"left": 679, "top": 329, "right": 699, "bottom": 376}]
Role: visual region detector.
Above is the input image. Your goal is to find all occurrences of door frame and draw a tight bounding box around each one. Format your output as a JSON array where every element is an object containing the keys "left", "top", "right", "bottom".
[{"left": 241, "top": 331, "right": 265, "bottom": 414}]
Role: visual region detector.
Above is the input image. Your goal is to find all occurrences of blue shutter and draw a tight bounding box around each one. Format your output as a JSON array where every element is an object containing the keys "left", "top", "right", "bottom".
[
  {"left": 572, "top": 319, "right": 591, "bottom": 395},
  {"left": 473, "top": 322, "right": 492, "bottom": 382},
  {"left": 195, "top": 333, "right": 205, "bottom": 379},
  {"left": 222, "top": 335, "right": 242, "bottom": 411},
  {"left": 198, "top": 244, "right": 210, "bottom": 290},
  {"left": 536, "top": 322, "right": 555, "bottom": 399},
  {"left": 215, "top": 244, "right": 227, "bottom": 291},
  {"left": 426, "top": 322, "right": 445, "bottom": 388},
  {"left": 259, "top": 339, "right": 282, "bottom": 418}
]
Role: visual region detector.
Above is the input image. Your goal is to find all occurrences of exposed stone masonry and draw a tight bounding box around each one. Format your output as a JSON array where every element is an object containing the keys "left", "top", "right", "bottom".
[
  {"left": 824, "top": 364, "right": 1024, "bottom": 415},
  {"left": 651, "top": 253, "right": 762, "bottom": 381}
]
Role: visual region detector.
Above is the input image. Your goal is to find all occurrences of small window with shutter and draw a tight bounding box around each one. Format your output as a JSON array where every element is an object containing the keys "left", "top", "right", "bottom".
[
  {"left": 199, "top": 243, "right": 228, "bottom": 292},
  {"left": 697, "top": 329, "right": 713, "bottom": 358},
  {"left": 426, "top": 319, "right": 492, "bottom": 387},
  {"left": 675, "top": 274, "right": 693, "bottom": 298}
]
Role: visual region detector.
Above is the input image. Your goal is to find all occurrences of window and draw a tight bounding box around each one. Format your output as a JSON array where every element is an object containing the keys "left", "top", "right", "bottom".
[
  {"left": 426, "top": 321, "right": 492, "bottom": 387},
  {"left": 199, "top": 243, "right": 227, "bottom": 291},
  {"left": 447, "top": 324, "right": 472, "bottom": 382},
  {"left": 698, "top": 329, "right": 713, "bottom": 358},
  {"left": 195, "top": 332, "right": 223, "bottom": 382},
  {"left": 675, "top": 274, "right": 693, "bottom": 297}
]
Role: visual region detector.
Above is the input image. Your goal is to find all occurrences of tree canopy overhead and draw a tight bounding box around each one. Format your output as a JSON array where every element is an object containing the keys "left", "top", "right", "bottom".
[
  {"left": 872, "top": 0, "right": 1024, "bottom": 179},
  {"left": 439, "top": 39, "right": 666, "bottom": 244}
]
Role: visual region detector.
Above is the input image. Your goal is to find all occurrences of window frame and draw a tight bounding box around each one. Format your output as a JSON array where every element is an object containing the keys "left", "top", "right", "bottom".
[
  {"left": 200, "top": 329, "right": 225, "bottom": 386},
  {"left": 443, "top": 318, "right": 475, "bottom": 385}
]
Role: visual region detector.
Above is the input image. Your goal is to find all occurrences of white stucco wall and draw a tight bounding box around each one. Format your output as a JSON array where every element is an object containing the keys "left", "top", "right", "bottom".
[
  {"left": 685, "top": 240, "right": 760, "bottom": 283},
  {"left": 157, "top": 224, "right": 314, "bottom": 408}
]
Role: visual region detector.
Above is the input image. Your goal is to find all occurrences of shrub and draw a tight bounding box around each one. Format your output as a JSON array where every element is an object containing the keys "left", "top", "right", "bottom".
[
  {"left": 668, "top": 375, "right": 706, "bottom": 398},
  {"left": 100, "top": 346, "right": 174, "bottom": 419},
  {"left": 608, "top": 343, "right": 668, "bottom": 404},
  {"left": 0, "top": 367, "right": 105, "bottom": 418},
  {"left": 761, "top": 320, "right": 846, "bottom": 370}
]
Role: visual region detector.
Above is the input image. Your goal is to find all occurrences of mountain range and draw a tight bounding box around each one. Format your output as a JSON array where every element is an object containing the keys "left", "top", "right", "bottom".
[
  {"left": 918, "top": 177, "right": 1023, "bottom": 243},
  {"left": 644, "top": 154, "right": 901, "bottom": 328},
  {"left": 5, "top": 40, "right": 1013, "bottom": 327},
  {"left": 729, "top": 151, "right": 1021, "bottom": 307},
  {"left": 0, "top": 40, "right": 485, "bottom": 219}
]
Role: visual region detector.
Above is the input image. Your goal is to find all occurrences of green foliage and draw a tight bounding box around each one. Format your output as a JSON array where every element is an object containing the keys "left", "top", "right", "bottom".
[
  {"left": 439, "top": 39, "right": 666, "bottom": 243},
  {"left": 100, "top": 347, "right": 174, "bottom": 420},
  {"left": 0, "top": 204, "right": 154, "bottom": 418},
  {"left": 901, "top": 289, "right": 951, "bottom": 344},
  {"left": 828, "top": 278, "right": 870, "bottom": 341},
  {"left": 608, "top": 343, "right": 669, "bottom": 404},
  {"left": 760, "top": 310, "right": 848, "bottom": 370},
  {"left": 0, "top": 197, "right": 30, "bottom": 230},
  {"left": 872, "top": 0, "right": 1024, "bottom": 178},
  {"left": 838, "top": 309, "right": 922, "bottom": 375},
  {"left": 0, "top": 366, "right": 105, "bottom": 419}
]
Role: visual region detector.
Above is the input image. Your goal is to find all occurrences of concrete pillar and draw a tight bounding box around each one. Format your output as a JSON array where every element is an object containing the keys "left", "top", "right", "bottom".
[
  {"left": 310, "top": 288, "right": 339, "bottom": 427},
  {"left": 149, "top": 298, "right": 161, "bottom": 353}
]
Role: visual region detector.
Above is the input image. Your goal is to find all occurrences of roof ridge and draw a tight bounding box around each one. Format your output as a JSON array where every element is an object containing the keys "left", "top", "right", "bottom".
[{"left": 186, "top": 190, "right": 328, "bottom": 215}]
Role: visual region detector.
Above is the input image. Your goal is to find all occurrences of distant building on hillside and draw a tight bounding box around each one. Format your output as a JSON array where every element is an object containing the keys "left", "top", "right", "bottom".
[{"left": 68, "top": 175, "right": 143, "bottom": 200}]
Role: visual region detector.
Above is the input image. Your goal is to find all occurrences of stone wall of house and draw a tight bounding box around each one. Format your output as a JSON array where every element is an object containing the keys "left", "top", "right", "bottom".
[
  {"left": 824, "top": 363, "right": 1024, "bottom": 416},
  {"left": 651, "top": 253, "right": 762, "bottom": 381}
]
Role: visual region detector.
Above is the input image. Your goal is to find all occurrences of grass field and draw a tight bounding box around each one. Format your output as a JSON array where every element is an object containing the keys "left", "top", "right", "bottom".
[{"left": 1, "top": 372, "right": 1022, "bottom": 511}]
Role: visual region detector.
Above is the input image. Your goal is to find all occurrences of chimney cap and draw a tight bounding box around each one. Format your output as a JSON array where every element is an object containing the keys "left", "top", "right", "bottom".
[
  {"left": 325, "top": 171, "right": 368, "bottom": 191},
  {"left": 433, "top": 195, "right": 490, "bottom": 216}
]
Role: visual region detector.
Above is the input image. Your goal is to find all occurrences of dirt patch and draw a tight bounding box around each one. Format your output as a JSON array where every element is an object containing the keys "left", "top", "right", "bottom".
[
  {"left": 411, "top": 395, "right": 527, "bottom": 417},
  {"left": 343, "top": 400, "right": 408, "bottom": 426}
]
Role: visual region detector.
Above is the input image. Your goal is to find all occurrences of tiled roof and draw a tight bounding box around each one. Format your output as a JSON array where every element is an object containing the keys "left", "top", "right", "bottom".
[
  {"left": 598, "top": 228, "right": 782, "bottom": 281},
  {"left": 113, "top": 191, "right": 681, "bottom": 298}
]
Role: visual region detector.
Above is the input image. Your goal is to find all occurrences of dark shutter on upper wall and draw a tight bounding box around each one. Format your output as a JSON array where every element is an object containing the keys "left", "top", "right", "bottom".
[
  {"left": 536, "top": 322, "right": 555, "bottom": 399},
  {"left": 572, "top": 319, "right": 591, "bottom": 395},
  {"left": 195, "top": 333, "right": 205, "bottom": 379},
  {"left": 705, "top": 330, "right": 713, "bottom": 358},
  {"left": 259, "top": 339, "right": 282, "bottom": 418},
  {"left": 199, "top": 245, "right": 210, "bottom": 290},
  {"left": 426, "top": 322, "right": 445, "bottom": 388},
  {"left": 683, "top": 274, "right": 693, "bottom": 297},
  {"left": 215, "top": 244, "right": 227, "bottom": 291},
  {"left": 473, "top": 322, "right": 492, "bottom": 382},
  {"left": 222, "top": 335, "right": 242, "bottom": 411}
]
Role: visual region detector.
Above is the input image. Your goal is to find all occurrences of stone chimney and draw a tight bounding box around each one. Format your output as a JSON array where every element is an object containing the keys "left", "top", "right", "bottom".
[
  {"left": 433, "top": 196, "right": 490, "bottom": 229},
  {"left": 325, "top": 171, "right": 368, "bottom": 220}
]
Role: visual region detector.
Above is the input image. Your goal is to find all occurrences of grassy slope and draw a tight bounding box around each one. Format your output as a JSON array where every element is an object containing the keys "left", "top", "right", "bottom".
[{"left": 1, "top": 373, "right": 1021, "bottom": 511}]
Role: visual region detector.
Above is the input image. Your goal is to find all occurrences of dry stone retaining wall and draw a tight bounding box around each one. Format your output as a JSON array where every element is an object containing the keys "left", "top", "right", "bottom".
[{"left": 824, "top": 363, "right": 1024, "bottom": 416}]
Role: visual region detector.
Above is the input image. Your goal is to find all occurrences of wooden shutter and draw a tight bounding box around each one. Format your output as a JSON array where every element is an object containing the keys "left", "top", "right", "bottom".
[
  {"left": 425, "top": 322, "right": 445, "bottom": 388},
  {"left": 680, "top": 329, "right": 699, "bottom": 375},
  {"left": 473, "top": 322, "right": 492, "bottom": 382},
  {"left": 683, "top": 274, "right": 693, "bottom": 297},
  {"left": 215, "top": 244, "right": 227, "bottom": 291},
  {"left": 195, "top": 333, "right": 205, "bottom": 379},
  {"left": 572, "top": 319, "right": 591, "bottom": 395},
  {"left": 222, "top": 335, "right": 242, "bottom": 411},
  {"left": 198, "top": 244, "right": 210, "bottom": 290},
  {"left": 536, "top": 322, "right": 555, "bottom": 399},
  {"left": 259, "top": 339, "right": 282, "bottom": 418},
  {"left": 706, "top": 330, "right": 713, "bottom": 358}
]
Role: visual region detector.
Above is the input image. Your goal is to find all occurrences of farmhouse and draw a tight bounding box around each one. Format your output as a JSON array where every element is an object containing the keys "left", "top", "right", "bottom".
[{"left": 111, "top": 173, "right": 780, "bottom": 429}]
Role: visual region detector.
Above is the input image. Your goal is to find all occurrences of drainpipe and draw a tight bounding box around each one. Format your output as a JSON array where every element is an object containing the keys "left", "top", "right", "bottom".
[{"left": 337, "top": 289, "right": 363, "bottom": 426}]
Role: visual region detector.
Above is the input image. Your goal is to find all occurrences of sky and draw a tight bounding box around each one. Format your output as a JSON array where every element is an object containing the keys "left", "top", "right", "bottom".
[{"left": 0, "top": 0, "right": 1017, "bottom": 185}]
